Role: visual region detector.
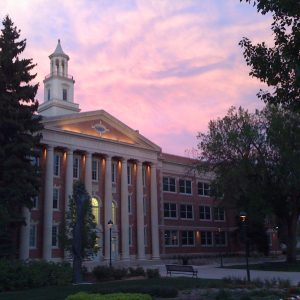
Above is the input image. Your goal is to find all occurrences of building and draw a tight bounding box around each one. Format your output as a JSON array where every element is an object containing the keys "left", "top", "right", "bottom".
[{"left": 18, "top": 41, "right": 279, "bottom": 262}]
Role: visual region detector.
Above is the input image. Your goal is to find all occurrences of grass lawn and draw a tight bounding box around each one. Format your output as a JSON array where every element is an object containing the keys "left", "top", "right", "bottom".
[
  {"left": 224, "top": 260, "right": 300, "bottom": 272},
  {"left": 0, "top": 278, "right": 223, "bottom": 300}
]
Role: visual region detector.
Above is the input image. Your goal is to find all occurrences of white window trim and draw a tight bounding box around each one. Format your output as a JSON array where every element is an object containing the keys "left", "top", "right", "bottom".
[
  {"left": 53, "top": 154, "right": 61, "bottom": 177},
  {"left": 53, "top": 186, "right": 60, "bottom": 211},
  {"left": 144, "top": 225, "right": 148, "bottom": 246},
  {"left": 199, "top": 206, "right": 212, "bottom": 221},
  {"left": 163, "top": 203, "right": 178, "bottom": 219},
  {"left": 179, "top": 179, "right": 193, "bottom": 195},
  {"left": 127, "top": 164, "right": 132, "bottom": 186},
  {"left": 164, "top": 230, "right": 179, "bottom": 247},
  {"left": 73, "top": 156, "right": 80, "bottom": 180},
  {"left": 92, "top": 159, "right": 99, "bottom": 182},
  {"left": 214, "top": 207, "right": 226, "bottom": 222},
  {"left": 180, "top": 204, "right": 194, "bottom": 220},
  {"left": 162, "top": 176, "right": 177, "bottom": 193},
  {"left": 143, "top": 196, "right": 146, "bottom": 216},
  {"left": 31, "top": 195, "right": 39, "bottom": 210},
  {"left": 214, "top": 231, "right": 228, "bottom": 247},
  {"left": 51, "top": 223, "right": 59, "bottom": 249},
  {"left": 181, "top": 231, "right": 195, "bottom": 247},
  {"left": 200, "top": 231, "right": 213, "bottom": 247},
  {"left": 112, "top": 161, "right": 117, "bottom": 184},
  {"left": 128, "top": 194, "right": 132, "bottom": 215},
  {"left": 197, "top": 181, "right": 211, "bottom": 197},
  {"left": 129, "top": 225, "right": 133, "bottom": 247}
]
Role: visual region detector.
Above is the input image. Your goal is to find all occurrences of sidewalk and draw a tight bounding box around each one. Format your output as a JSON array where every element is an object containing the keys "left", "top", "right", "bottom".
[{"left": 148, "top": 262, "right": 300, "bottom": 285}]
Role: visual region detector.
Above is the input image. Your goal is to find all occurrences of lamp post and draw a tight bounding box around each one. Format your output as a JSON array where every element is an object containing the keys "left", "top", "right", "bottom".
[
  {"left": 239, "top": 211, "right": 250, "bottom": 281},
  {"left": 217, "top": 227, "right": 224, "bottom": 268},
  {"left": 107, "top": 220, "right": 113, "bottom": 267}
]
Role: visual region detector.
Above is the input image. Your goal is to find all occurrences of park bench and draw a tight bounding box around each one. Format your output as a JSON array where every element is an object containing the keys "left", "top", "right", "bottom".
[{"left": 165, "top": 264, "right": 198, "bottom": 278}]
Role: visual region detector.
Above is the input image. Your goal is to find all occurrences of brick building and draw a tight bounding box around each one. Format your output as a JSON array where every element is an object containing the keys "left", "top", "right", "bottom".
[{"left": 18, "top": 40, "right": 279, "bottom": 262}]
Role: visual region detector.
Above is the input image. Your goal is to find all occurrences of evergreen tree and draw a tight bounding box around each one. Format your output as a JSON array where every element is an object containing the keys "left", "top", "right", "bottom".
[{"left": 0, "top": 16, "right": 42, "bottom": 257}]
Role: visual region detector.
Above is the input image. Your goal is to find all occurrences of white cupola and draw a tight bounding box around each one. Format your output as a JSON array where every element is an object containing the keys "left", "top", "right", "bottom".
[{"left": 38, "top": 39, "right": 80, "bottom": 116}]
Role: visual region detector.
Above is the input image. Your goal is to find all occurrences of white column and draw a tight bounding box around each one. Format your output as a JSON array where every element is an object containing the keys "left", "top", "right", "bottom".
[
  {"left": 85, "top": 152, "right": 92, "bottom": 196},
  {"left": 65, "top": 149, "right": 73, "bottom": 212},
  {"left": 150, "top": 163, "right": 160, "bottom": 259},
  {"left": 19, "top": 207, "right": 30, "bottom": 260},
  {"left": 136, "top": 161, "right": 145, "bottom": 259},
  {"left": 104, "top": 156, "right": 113, "bottom": 260},
  {"left": 43, "top": 145, "right": 54, "bottom": 260},
  {"left": 121, "top": 158, "right": 129, "bottom": 260}
]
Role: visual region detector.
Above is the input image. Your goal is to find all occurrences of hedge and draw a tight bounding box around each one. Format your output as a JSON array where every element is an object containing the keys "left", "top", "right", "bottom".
[{"left": 65, "top": 292, "right": 152, "bottom": 300}]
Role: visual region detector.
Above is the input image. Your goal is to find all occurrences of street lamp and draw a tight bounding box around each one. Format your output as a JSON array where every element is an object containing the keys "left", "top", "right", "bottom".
[
  {"left": 239, "top": 211, "right": 250, "bottom": 281},
  {"left": 217, "top": 227, "right": 224, "bottom": 268},
  {"left": 107, "top": 220, "right": 113, "bottom": 267}
]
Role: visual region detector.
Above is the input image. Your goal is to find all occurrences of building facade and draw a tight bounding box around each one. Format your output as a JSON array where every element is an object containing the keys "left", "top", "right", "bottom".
[{"left": 18, "top": 41, "right": 279, "bottom": 262}]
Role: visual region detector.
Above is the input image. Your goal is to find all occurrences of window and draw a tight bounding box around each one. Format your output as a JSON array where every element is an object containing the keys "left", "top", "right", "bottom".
[
  {"left": 198, "top": 182, "right": 211, "bottom": 196},
  {"left": 128, "top": 195, "right": 132, "bottom": 214},
  {"left": 214, "top": 207, "right": 225, "bottom": 221},
  {"left": 182, "top": 231, "right": 194, "bottom": 246},
  {"left": 144, "top": 226, "right": 147, "bottom": 246},
  {"left": 92, "top": 159, "right": 99, "bottom": 181},
  {"left": 201, "top": 231, "right": 212, "bottom": 246},
  {"left": 52, "top": 225, "right": 59, "bottom": 247},
  {"left": 215, "top": 231, "right": 227, "bottom": 246},
  {"left": 142, "top": 166, "right": 146, "bottom": 186},
  {"left": 32, "top": 196, "right": 38, "bottom": 209},
  {"left": 112, "top": 162, "right": 117, "bottom": 183},
  {"left": 53, "top": 154, "right": 60, "bottom": 177},
  {"left": 164, "top": 203, "right": 177, "bottom": 218},
  {"left": 163, "top": 177, "right": 176, "bottom": 192},
  {"left": 73, "top": 157, "right": 80, "bottom": 179},
  {"left": 127, "top": 165, "right": 132, "bottom": 185},
  {"left": 63, "top": 88, "right": 67, "bottom": 101},
  {"left": 29, "top": 224, "right": 37, "bottom": 248},
  {"left": 179, "top": 179, "right": 192, "bottom": 194},
  {"left": 112, "top": 201, "right": 116, "bottom": 224},
  {"left": 143, "top": 196, "right": 146, "bottom": 216},
  {"left": 53, "top": 187, "right": 59, "bottom": 209},
  {"left": 91, "top": 197, "right": 99, "bottom": 224},
  {"left": 47, "top": 88, "right": 50, "bottom": 101},
  {"left": 199, "top": 206, "right": 211, "bottom": 220},
  {"left": 30, "top": 156, "right": 39, "bottom": 167},
  {"left": 180, "top": 204, "right": 193, "bottom": 219},
  {"left": 164, "top": 230, "right": 178, "bottom": 246},
  {"left": 129, "top": 226, "right": 132, "bottom": 246}
]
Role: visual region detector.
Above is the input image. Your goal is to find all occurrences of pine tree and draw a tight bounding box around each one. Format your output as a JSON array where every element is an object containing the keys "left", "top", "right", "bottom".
[{"left": 0, "top": 16, "right": 43, "bottom": 257}]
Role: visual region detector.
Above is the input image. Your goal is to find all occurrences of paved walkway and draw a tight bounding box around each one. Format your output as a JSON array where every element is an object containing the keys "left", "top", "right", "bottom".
[{"left": 149, "top": 263, "right": 300, "bottom": 285}]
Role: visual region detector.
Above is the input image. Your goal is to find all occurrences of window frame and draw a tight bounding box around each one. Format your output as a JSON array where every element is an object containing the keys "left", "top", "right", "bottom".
[
  {"left": 92, "top": 159, "right": 99, "bottom": 181},
  {"left": 164, "top": 230, "right": 179, "bottom": 247},
  {"left": 214, "top": 207, "right": 226, "bottom": 221},
  {"left": 127, "top": 164, "right": 132, "bottom": 185},
  {"left": 52, "top": 224, "right": 59, "bottom": 248},
  {"left": 112, "top": 162, "right": 117, "bottom": 184},
  {"left": 181, "top": 230, "right": 195, "bottom": 246},
  {"left": 199, "top": 206, "right": 211, "bottom": 220},
  {"left": 163, "top": 176, "right": 176, "bottom": 193},
  {"left": 128, "top": 194, "right": 132, "bottom": 214},
  {"left": 163, "top": 203, "right": 177, "bottom": 219},
  {"left": 73, "top": 156, "right": 80, "bottom": 179},
  {"left": 53, "top": 187, "right": 60, "bottom": 210},
  {"left": 214, "top": 231, "right": 227, "bottom": 247},
  {"left": 29, "top": 223, "right": 37, "bottom": 249},
  {"left": 180, "top": 204, "right": 193, "bottom": 220},
  {"left": 53, "top": 154, "right": 60, "bottom": 177},
  {"left": 197, "top": 181, "right": 211, "bottom": 197},
  {"left": 179, "top": 179, "right": 192, "bottom": 195},
  {"left": 200, "top": 231, "right": 213, "bottom": 247}
]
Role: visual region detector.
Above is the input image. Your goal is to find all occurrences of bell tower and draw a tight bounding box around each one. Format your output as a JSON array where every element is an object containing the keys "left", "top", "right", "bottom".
[{"left": 38, "top": 39, "right": 80, "bottom": 116}]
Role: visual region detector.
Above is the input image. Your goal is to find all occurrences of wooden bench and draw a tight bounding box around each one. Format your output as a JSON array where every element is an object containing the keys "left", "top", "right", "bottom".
[{"left": 165, "top": 264, "right": 198, "bottom": 278}]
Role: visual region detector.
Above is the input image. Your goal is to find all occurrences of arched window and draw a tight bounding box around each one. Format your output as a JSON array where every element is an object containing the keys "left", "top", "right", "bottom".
[
  {"left": 112, "top": 201, "right": 117, "bottom": 225},
  {"left": 91, "top": 197, "right": 99, "bottom": 225}
]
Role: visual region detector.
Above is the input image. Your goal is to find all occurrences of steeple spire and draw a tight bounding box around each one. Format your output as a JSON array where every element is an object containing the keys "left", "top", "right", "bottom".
[{"left": 38, "top": 40, "right": 80, "bottom": 117}]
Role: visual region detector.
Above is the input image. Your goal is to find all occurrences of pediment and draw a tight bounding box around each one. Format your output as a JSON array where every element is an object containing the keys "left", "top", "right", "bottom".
[{"left": 41, "top": 110, "right": 161, "bottom": 152}]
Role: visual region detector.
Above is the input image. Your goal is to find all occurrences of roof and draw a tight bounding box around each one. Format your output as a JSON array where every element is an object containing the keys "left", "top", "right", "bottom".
[{"left": 49, "top": 39, "right": 69, "bottom": 60}]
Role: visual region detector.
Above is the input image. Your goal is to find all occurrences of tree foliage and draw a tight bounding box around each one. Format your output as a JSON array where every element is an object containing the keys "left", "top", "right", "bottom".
[
  {"left": 0, "top": 16, "right": 42, "bottom": 257},
  {"left": 239, "top": 0, "right": 300, "bottom": 110},
  {"left": 198, "top": 105, "right": 300, "bottom": 262}
]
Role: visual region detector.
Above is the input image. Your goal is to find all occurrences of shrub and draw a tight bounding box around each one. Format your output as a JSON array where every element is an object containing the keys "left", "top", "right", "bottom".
[
  {"left": 128, "top": 267, "right": 145, "bottom": 277},
  {"left": 65, "top": 292, "right": 152, "bottom": 300},
  {"left": 0, "top": 259, "right": 72, "bottom": 291},
  {"left": 146, "top": 268, "right": 160, "bottom": 279},
  {"left": 92, "top": 266, "right": 128, "bottom": 281},
  {"left": 112, "top": 268, "right": 128, "bottom": 280}
]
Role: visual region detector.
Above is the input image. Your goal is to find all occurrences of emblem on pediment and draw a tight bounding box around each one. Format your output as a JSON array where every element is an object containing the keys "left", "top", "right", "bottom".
[{"left": 92, "top": 121, "right": 109, "bottom": 136}]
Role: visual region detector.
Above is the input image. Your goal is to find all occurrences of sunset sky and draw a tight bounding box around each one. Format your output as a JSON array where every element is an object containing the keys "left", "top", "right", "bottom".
[{"left": 2, "top": 0, "right": 273, "bottom": 156}]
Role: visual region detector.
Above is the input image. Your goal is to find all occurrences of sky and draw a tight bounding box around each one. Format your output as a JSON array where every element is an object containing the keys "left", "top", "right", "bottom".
[{"left": 1, "top": 0, "right": 273, "bottom": 156}]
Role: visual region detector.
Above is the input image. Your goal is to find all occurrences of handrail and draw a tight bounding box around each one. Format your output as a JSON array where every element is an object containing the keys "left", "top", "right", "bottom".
[{"left": 44, "top": 72, "right": 73, "bottom": 80}]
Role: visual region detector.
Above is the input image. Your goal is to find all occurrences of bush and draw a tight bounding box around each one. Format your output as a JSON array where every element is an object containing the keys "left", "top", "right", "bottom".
[
  {"left": 65, "top": 292, "right": 152, "bottom": 300},
  {"left": 146, "top": 268, "right": 160, "bottom": 279},
  {"left": 128, "top": 267, "right": 145, "bottom": 277},
  {"left": 0, "top": 259, "right": 72, "bottom": 291},
  {"left": 92, "top": 266, "right": 128, "bottom": 281}
]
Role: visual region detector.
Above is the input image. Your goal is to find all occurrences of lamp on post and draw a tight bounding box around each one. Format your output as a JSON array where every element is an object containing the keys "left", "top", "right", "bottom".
[
  {"left": 217, "top": 227, "right": 224, "bottom": 268},
  {"left": 107, "top": 220, "right": 113, "bottom": 267},
  {"left": 239, "top": 211, "right": 250, "bottom": 281}
]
